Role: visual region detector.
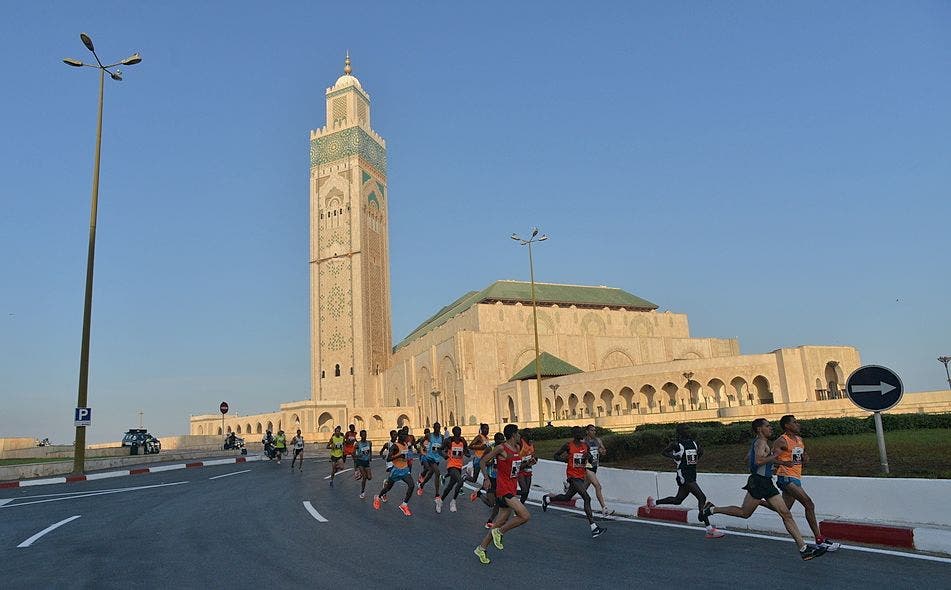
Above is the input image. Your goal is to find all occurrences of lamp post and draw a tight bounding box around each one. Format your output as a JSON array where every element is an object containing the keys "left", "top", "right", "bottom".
[
  {"left": 430, "top": 389, "right": 441, "bottom": 426},
  {"left": 511, "top": 228, "right": 548, "bottom": 427},
  {"left": 548, "top": 383, "right": 559, "bottom": 422},
  {"left": 63, "top": 33, "right": 141, "bottom": 475},
  {"left": 939, "top": 356, "right": 951, "bottom": 390}
]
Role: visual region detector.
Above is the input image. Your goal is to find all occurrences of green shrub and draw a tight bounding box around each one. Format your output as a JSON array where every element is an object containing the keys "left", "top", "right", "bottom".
[{"left": 522, "top": 425, "right": 613, "bottom": 441}]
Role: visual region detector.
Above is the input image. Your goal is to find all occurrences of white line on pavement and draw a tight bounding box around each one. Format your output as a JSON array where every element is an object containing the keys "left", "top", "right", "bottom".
[
  {"left": 323, "top": 468, "right": 353, "bottom": 480},
  {"left": 17, "top": 515, "right": 81, "bottom": 548},
  {"left": 303, "top": 501, "right": 328, "bottom": 522},
  {"left": 209, "top": 469, "right": 251, "bottom": 480},
  {"left": 0, "top": 499, "right": 11, "bottom": 507},
  {"left": 0, "top": 481, "right": 188, "bottom": 509},
  {"left": 529, "top": 500, "right": 951, "bottom": 565},
  {"left": 148, "top": 464, "right": 187, "bottom": 473},
  {"left": 20, "top": 477, "right": 67, "bottom": 487}
]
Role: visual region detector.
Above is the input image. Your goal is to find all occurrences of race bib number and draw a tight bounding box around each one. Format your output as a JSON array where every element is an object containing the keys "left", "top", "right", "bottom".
[
  {"left": 572, "top": 453, "right": 585, "bottom": 467},
  {"left": 451, "top": 447, "right": 463, "bottom": 457},
  {"left": 685, "top": 449, "right": 698, "bottom": 465},
  {"left": 589, "top": 447, "right": 599, "bottom": 461},
  {"left": 510, "top": 459, "right": 523, "bottom": 479},
  {"left": 792, "top": 447, "right": 804, "bottom": 464}
]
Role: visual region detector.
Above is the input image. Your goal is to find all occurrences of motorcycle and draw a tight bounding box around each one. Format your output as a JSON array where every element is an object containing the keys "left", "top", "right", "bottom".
[
  {"left": 223, "top": 434, "right": 245, "bottom": 451},
  {"left": 263, "top": 440, "right": 276, "bottom": 460}
]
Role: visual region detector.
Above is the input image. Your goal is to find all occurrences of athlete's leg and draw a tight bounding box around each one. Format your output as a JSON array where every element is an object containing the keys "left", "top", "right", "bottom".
[
  {"left": 448, "top": 468, "right": 464, "bottom": 500},
  {"left": 401, "top": 474, "right": 416, "bottom": 504},
  {"left": 782, "top": 483, "right": 821, "bottom": 539},
  {"left": 685, "top": 482, "right": 707, "bottom": 511},
  {"left": 763, "top": 492, "right": 806, "bottom": 547},
  {"left": 433, "top": 464, "right": 442, "bottom": 498},
  {"left": 479, "top": 507, "right": 512, "bottom": 549},
  {"left": 378, "top": 478, "right": 395, "bottom": 498},
  {"left": 656, "top": 484, "right": 691, "bottom": 506},
  {"left": 517, "top": 473, "right": 532, "bottom": 504},
  {"left": 711, "top": 492, "right": 760, "bottom": 519},
  {"left": 585, "top": 470, "right": 608, "bottom": 512},
  {"left": 498, "top": 497, "right": 531, "bottom": 534}
]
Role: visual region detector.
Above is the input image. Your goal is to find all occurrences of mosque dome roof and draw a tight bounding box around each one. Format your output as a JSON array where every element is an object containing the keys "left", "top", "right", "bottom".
[{"left": 333, "top": 53, "right": 361, "bottom": 90}]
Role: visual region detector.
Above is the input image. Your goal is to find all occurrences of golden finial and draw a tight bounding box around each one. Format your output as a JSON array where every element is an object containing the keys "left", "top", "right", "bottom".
[{"left": 344, "top": 51, "right": 352, "bottom": 75}]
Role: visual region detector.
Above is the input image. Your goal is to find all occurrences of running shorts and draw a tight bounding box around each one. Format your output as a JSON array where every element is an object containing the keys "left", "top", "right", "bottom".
[
  {"left": 389, "top": 468, "right": 411, "bottom": 482},
  {"left": 586, "top": 465, "right": 599, "bottom": 474},
  {"left": 676, "top": 467, "right": 697, "bottom": 485},
  {"left": 496, "top": 493, "right": 515, "bottom": 508},
  {"left": 776, "top": 476, "right": 802, "bottom": 491},
  {"left": 293, "top": 448, "right": 303, "bottom": 457},
  {"left": 354, "top": 459, "right": 370, "bottom": 468},
  {"left": 743, "top": 474, "right": 780, "bottom": 500},
  {"left": 330, "top": 455, "right": 344, "bottom": 463}
]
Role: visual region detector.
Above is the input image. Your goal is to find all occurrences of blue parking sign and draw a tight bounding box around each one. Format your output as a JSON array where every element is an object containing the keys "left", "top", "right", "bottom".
[{"left": 74, "top": 407, "right": 92, "bottom": 426}]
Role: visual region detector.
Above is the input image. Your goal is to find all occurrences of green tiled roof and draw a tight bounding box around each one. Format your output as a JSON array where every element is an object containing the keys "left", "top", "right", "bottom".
[
  {"left": 509, "top": 352, "right": 583, "bottom": 381},
  {"left": 394, "top": 280, "right": 657, "bottom": 351}
]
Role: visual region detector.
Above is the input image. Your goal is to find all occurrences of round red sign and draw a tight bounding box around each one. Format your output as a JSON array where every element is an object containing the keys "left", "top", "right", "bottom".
[{"left": 219, "top": 402, "right": 229, "bottom": 414}]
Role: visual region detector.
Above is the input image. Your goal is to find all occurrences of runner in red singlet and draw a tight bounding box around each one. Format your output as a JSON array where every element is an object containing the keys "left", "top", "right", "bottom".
[
  {"left": 473, "top": 424, "right": 531, "bottom": 565},
  {"left": 542, "top": 426, "right": 605, "bottom": 538}
]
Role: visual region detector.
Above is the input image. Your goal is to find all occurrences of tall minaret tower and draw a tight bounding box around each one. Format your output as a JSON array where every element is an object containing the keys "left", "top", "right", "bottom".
[{"left": 309, "top": 54, "right": 392, "bottom": 407}]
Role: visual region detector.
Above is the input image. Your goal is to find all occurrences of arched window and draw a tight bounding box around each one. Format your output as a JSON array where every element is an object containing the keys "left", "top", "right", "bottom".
[
  {"left": 321, "top": 370, "right": 325, "bottom": 378},
  {"left": 350, "top": 366, "right": 354, "bottom": 375},
  {"left": 335, "top": 364, "right": 341, "bottom": 377}
]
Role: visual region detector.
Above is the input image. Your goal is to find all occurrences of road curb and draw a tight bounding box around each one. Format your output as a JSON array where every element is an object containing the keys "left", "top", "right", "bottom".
[
  {"left": 0, "top": 455, "right": 262, "bottom": 488},
  {"left": 638, "top": 505, "right": 690, "bottom": 522},
  {"left": 820, "top": 520, "right": 915, "bottom": 549}
]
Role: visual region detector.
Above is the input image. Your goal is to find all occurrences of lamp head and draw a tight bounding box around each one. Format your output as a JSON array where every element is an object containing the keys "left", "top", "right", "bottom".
[
  {"left": 538, "top": 235, "right": 548, "bottom": 241},
  {"left": 110, "top": 70, "right": 123, "bottom": 81},
  {"left": 531, "top": 227, "right": 539, "bottom": 237},
  {"left": 510, "top": 234, "right": 520, "bottom": 241},
  {"left": 80, "top": 33, "right": 95, "bottom": 53},
  {"left": 63, "top": 58, "right": 84, "bottom": 67},
  {"left": 121, "top": 53, "right": 142, "bottom": 66}
]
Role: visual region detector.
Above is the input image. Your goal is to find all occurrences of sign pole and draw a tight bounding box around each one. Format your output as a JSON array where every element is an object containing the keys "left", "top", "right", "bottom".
[{"left": 873, "top": 411, "right": 889, "bottom": 475}]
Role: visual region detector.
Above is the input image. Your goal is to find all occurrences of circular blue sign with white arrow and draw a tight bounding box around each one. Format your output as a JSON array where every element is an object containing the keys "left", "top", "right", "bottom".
[{"left": 845, "top": 365, "right": 904, "bottom": 412}]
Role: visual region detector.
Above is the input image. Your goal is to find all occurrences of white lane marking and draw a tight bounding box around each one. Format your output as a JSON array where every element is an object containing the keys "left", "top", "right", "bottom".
[
  {"left": 0, "top": 499, "right": 11, "bottom": 507},
  {"left": 530, "top": 500, "right": 951, "bottom": 565},
  {"left": 20, "top": 477, "right": 67, "bottom": 487},
  {"left": 0, "top": 481, "right": 188, "bottom": 508},
  {"left": 209, "top": 469, "right": 250, "bottom": 480},
  {"left": 303, "top": 501, "right": 328, "bottom": 522},
  {"left": 17, "top": 515, "right": 81, "bottom": 548},
  {"left": 323, "top": 468, "right": 353, "bottom": 480}
]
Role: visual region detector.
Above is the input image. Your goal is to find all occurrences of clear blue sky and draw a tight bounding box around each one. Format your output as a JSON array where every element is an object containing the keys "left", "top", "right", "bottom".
[{"left": 2, "top": 2, "right": 949, "bottom": 444}]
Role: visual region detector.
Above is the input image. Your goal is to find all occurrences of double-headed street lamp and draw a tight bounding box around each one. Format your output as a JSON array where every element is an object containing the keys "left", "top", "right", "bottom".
[
  {"left": 939, "top": 356, "right": 951, "bottom": 390},
  {"left": 511, "top": 228, "right": 549, "bottom": 427},
  {"left": 63, "top": 33, "right": 141, "bottom": 475}
]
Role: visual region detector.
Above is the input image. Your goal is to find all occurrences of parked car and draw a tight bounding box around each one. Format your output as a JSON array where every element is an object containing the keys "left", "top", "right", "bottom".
[{"left": 121, "top": 429, "right": 161, "bottom": 454}]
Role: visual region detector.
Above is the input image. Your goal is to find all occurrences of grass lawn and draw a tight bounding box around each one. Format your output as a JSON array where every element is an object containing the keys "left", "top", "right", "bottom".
[
  {"left": 0, "top": 457, "right": 72, "bottom": 466},
  {"left": 531, "top": 429, "right": 951, "bottom": 479}
]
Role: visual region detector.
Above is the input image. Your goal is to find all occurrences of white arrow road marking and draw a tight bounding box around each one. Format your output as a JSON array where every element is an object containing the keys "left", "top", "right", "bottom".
[
  {"left": 17, "top": 515, "right": 81, "bottom": 548},
  {"left": 303, "top": 501, "right": 328, "bottom": 522},
  {"left": 323, "top": 468, "right": 353, "bottom": 480},
  {"left": 0, "top": 481, "right": 188, "bottom": 508},
  {"left": 209, "top": 469, "right": 250, "bottom": 480},
  {"left": 851, "top": 382, "right": 897, "bottom": 396}
]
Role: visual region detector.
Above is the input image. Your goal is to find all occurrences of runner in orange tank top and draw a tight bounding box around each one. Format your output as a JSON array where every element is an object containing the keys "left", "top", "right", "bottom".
[
  {"left": 517, "top": 431, "right": 537, "bottom": 504},
  {"left": 542, "top": 426, "right": 605, "bottom": 538},
  {"left": 765, "top": 415, "right": 840, "bottom": 552},
  {"left": 440, "top": 425, "right": 470, "bottom": 513}
]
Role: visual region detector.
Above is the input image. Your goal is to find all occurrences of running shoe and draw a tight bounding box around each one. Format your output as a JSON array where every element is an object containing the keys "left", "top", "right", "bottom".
[
  {"left": 602, "top": 508, "right": 615, "bottom": 517},
  {"left": 435, "top": 497, "right": 443, "bottom": 513},
  {"left": 470, "top": 491, "right": 479, "bottom": 502},
  {"left": 542, "top": 494, "right": 550, "bottom": 512},
  {"left": 591, "top": 525, "right": 606, "bottom": 538},
  {"left": 484, "top": 521, "right": 494, "bottom": 529},
  {"left": 491, "top": 527, "right": 504, "bottom": 550},
  {"left": 380, "top": 495, "right": 388, "bottom": 503},
  {"left": 817, "top": 537, "right": 841, "bottom": 552},
  {"left": 449, "top": 499, "right": 457, "bottom": 512},
  {"left": 416, "top": 487, "right": 424, "bottom": 496},
  {"left": 646, "top": 496, "right": 655, "bottom": 511},
  {"left": 705, "top": 526, "right": 725, "bottom": 539},
  {"left": 359, "top": 492, "right": 366, "bottom": 499},
  {"left": 373, "top": 496, "right": 381, "bottom": 510},
  {"left": 399, "top": 502, "right": 412, "bottom": 516},
  {"left": 474, "top": 546, "right": 490, "bottom": 565},
  {"left": 799, "top": 544, "right": 828, "bottom": 561}
]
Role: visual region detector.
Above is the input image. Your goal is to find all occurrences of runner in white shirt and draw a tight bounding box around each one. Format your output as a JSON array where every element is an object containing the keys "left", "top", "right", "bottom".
[{"left": 291, "top": 429, "right": 305, "bottom": 472}]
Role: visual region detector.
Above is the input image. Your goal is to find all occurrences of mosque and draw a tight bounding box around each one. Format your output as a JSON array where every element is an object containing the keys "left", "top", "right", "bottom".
[{"left": 189, "top": 58, "right": 948, "bottom": 439}]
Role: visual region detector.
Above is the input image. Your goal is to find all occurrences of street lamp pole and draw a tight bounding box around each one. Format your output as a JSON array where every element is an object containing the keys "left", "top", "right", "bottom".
[
  {"left": 939, "top": 356, "right": 951, "bottom": 390},
  {"left": 512, "top": 228, "right": 549, "bottom": 427},
  {"left": 63, "top": 34, "right": 141, "bottom": 475}
]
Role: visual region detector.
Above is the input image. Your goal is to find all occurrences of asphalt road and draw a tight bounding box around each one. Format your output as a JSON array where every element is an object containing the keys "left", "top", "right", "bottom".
[{"left": 1, "top": 455, "right": 948, "bottom": 589}]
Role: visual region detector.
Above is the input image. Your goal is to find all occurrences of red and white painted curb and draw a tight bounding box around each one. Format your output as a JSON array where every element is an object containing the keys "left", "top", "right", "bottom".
[{"left": 0, "top": 455, "right": 262, "bottom": 489}]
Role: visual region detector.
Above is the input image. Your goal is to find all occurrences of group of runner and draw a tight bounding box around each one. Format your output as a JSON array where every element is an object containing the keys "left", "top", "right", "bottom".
[{"left": 284, "top": 413, "right": 838, "bottom": 564}]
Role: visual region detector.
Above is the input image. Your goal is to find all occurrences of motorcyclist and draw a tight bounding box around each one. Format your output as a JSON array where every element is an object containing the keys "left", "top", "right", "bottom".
[
  {"left": 226, "top": 431, "right": 236, "bottom": 449},
  {"left": 262, "top": 429, "right": 275, "bottom": 459},
  {"left": 274, "top": 430, "right": 287, "bottom": 464}
]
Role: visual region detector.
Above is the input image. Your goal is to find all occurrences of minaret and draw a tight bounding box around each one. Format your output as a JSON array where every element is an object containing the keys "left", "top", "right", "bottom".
[{"left": 309, "top": 54, "right": 392, "bottom": 407}]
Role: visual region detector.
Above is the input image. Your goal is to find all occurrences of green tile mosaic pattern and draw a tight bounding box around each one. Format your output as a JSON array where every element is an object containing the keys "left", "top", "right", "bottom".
[{"left": 311, "top": 127, "right": 387, "bottom": 174}]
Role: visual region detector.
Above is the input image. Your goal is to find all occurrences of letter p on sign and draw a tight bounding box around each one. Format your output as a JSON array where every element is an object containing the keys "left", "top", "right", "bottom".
[{"left": 75, "top": 407, "right": 92, "bottom": 427}]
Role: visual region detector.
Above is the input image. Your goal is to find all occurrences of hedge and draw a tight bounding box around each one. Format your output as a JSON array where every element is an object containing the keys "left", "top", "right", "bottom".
[
  {"left": 520, "top": 425, "right": 614, "bottom": 441},
  {"left": 600, "top": 413, "right": 951, "bottom": 463}
]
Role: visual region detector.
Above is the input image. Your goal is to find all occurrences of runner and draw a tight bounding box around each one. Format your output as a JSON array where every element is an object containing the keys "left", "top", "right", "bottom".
[
  {"left": 542, "top": 426, "right": 606, "bottom": 538},
  {"left": 354, "top": 429, "right": 373, "bottom": 498},
  {"left": 402, "top": 426, "right": 417, "bottom": 479},
  {"left": 419, "top": 423, "right": 445, "bottom": 512},
  {"left": 440, "top": 425, "right": 470, "bottom": 512},
  {"left": 765, "top": 415, "right": 840, "bottom": 551},
  {"left": 290, "top": 428, "right": 305, "bottom": 472},
  {"left": 466, "top": 423, "right": 490, "bottom": 483},
  {"left": 473, "top": 424, "right": 532, "bottom": 565},
  {"left": 583, "top": 424, "right": 613, "bottom": 516},
  {"left": 472, "top": 432, "right": 505, "bottom": 529},
  {"left": 377, "top": 430, "right": 398, "bottom": 504},
  {"left": 416, "top": 427, "right": 431, "bottom": 491},
  {"left": 517, "top": 429, "right": 537, "bottom": 504},
  {"left": 646, "top": 423, "right": 723, "bottom": 538},
  {"left": 326, "top": 425, "right": 346, "bottom": 487},
  {"left": 343, "top": 424, "right": 358, "bottom": 473},
  {"left": 274, "top": 429, "right": 287, "bottom": 465},
  {"left": 700, "top": 418, "right": 827, "bottom": 560},
  {"left": 373, "top": 431, "right": 415, "bottom": 516}
]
